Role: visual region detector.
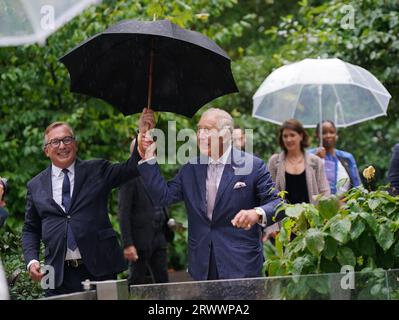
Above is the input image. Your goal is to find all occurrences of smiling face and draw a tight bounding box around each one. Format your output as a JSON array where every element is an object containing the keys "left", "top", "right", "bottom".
[
  {"left": 44, "top": 125, "right": 77, "bottom": 168},
  {"left": 282, "top": 128, "right": 302, "bottom": 153},
  {"left": 321, "top": 121, "right": 337, "bottom": 149},
  {"left": 197, "top": 113, "right": 220, "bottom": 157}
]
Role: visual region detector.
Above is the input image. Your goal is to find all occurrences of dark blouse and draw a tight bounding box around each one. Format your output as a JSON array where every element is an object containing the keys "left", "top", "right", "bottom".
[{"left": 285, "top": 171, "right": 309, "bottom": 204}]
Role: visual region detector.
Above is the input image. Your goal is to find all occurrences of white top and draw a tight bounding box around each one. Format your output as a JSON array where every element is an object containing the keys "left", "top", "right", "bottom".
[{"left": 336, "top": 159, "right": 351, "bottom": 195}]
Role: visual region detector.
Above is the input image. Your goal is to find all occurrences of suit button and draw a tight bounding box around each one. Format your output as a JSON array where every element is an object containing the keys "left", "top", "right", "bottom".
[{"left": 67, "top": 215, "right": 71, "bottom": 219}]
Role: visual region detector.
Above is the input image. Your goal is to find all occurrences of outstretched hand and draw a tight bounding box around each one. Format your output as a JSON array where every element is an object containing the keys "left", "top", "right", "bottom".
[
  {"left": 231, "top": 209, "right": 260, "bottom": 230},
  {"left": 28, "top": 262, "right": 44, "bottom": 282}
]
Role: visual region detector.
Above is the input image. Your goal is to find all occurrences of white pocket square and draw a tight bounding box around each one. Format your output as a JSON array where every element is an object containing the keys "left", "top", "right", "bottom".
[{"left": 233, "top": 181, "right": 247, "bottom": 189}]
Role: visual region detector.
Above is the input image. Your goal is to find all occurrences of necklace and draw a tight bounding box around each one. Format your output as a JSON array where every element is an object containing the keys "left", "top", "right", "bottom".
[{"left": 287, "top": 155, "right": 304, "bottom": 165}]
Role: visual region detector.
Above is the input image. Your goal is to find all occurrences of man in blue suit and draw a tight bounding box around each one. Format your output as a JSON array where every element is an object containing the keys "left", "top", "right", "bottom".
[
  {"left": 22, "top": 111, "right": 154, "bottom": 296},
  {"left": 137, "top": 108, "right": 283, "bottom": 280}
]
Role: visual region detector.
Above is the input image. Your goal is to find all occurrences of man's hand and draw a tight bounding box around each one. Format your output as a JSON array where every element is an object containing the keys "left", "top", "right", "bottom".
[
  {"left": 316, "top": 147, "right": 326, "bottom": 159},
  {"left": 138, "top": 108, "right": 155, "bottom": 133},
  {"left": 124, "top": 245, "right": 139, "bottom": 262},
  {"left": 231, "top": 209, "right": 261, "bottom": 230},
  {"left": 137, "top": 131, "right": 157, "bottom": 160},
  {"left": 28, "top": 261, "right": 44, "bottom": 282}
]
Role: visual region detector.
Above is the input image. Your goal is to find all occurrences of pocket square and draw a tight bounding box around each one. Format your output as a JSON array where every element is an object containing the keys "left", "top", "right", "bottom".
[{"left": 233, "top": 181, "right": 247, "bottom": 189}]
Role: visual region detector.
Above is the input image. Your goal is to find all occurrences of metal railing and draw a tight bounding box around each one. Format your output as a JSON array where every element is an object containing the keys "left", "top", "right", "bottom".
[{"left": 38, "top": 269, "right": 399, "bottom": 300}]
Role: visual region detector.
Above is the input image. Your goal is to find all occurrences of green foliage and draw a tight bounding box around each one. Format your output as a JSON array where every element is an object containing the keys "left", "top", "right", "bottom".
[
  {"left": 264, "top": 186, "right": 399, "bottom": 299},
  {"left": 1, "top": 0, "right": 399, "bottom": 299},
  {"left": 0, "top": 225, "right": 43, "bottom": 300}
]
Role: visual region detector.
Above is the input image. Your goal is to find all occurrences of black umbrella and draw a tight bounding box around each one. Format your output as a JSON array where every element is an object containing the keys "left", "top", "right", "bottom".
[{"left": 59, "top": 19, "right": 238, "bottom": 118}]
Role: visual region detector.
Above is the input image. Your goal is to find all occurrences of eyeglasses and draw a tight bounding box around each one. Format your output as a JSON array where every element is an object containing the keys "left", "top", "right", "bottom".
[
  {"left": 197, "top": 126, "right": 231, "bottom": 136},
  {"left": 45, "top": 136, "right": 75, "bottom": 148}
]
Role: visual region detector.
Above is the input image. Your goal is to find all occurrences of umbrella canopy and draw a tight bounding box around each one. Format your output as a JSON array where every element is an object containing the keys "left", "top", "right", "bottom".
[
  {"left": 59, "top": 19, "right": 238, "bottom": 118},
  {"left": 0, "top": 0, "right": 100, "bottom": 47},
  {"left": 252, "top": 58, "right": 391, "bottom": 129}
]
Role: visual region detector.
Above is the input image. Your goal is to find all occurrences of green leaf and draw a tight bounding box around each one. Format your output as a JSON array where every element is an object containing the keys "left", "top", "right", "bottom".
[
  {"left": 267, "top": 259, "right": 286, "bottom": 276},
  {"left": 393, "top": 242, "right": 399, "bottom": 258},
  {"left": 370, "top": 284, "right": 382, "bottom": 296},
  {"left": 359, "top": 212, "right": 378, "bottom": 233},
  {"left": 285, "top": 204, "right": 304, "bottom": 219},
  {"left": 323, "top": 236, "right": 338, "bottom": 261},
  {"left": 307, "top": 275, "right": 330, "bottom": 295},
  {"left": 305, "top": 228, "right": 325, "bottom": 256},
  {"left": 317, "top": 196, "right": 339, "bottom": 220},
  {"left": 291, "top": 256, "right": 313, "bottom": 275},
  {"left": 330, "top": 218, "right": 351, "bottom": 244},
  {"left": 375, "top": 224, "right": 395, "bottom": 252},
  {"left": 357, "top": 233, "right": 376, "bottom": 257},
  {"left": 351, "top": 219, "right": 365, "bottom": 241},
  {"left": 337, "top": 247, "right": 356, "bottom": 267},
  {"left": 368, "top": 199, "right": 381, "bottom": 211}
]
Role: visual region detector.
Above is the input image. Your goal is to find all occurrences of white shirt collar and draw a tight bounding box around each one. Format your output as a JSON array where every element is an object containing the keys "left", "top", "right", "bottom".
[
  {"left": 208, "top": 145, "right": 231, "bottom": 165},
  {"left": 51, "top": 161, "right": 76, "bottom": 177}
]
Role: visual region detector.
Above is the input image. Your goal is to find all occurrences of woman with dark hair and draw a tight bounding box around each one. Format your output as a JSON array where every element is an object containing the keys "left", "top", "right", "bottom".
[
  {"left": 309, "top": 120, "right": 361, "bottom": 195},
  {"left": 264, "top": 119, "right": 330, "bottom": 241},
  {"left": 268, "top": 119, "right": 330, "bottom": 205}
]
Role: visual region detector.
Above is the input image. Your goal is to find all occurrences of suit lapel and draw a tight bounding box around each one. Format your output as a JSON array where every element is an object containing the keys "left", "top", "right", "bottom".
[
  {"left": 214, "top": 148, "right": 242, "bottom": 210},
  {"left": 193, "top": 158, "right": 208, "bottom": 216},
  {"left": 40, "top": 166, "right": 64, "bottom": 215}
]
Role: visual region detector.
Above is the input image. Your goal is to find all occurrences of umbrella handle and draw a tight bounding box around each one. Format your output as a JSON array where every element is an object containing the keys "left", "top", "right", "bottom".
[{"left": 138, "top": 37, "right": 155, "bottom": 156}]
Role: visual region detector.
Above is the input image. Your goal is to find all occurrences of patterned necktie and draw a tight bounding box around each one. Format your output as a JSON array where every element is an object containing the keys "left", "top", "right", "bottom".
[
  {"left": 62, "top": 169, "right": 77, "bottom": 251},
  {"left": 206, "top": 163, "right": 221, "bottom": 220}
]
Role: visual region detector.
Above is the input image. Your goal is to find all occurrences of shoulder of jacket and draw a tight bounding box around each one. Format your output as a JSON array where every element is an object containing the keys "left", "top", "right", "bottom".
[
  {"left": 307, "top": 153, "right": 323, "bottom": 167},
  {"left": 268, "top": 153, "right": 280, "bottom": 166}
]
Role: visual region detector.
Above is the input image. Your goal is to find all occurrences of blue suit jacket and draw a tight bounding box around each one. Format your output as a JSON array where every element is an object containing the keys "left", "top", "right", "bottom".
[
  {"left": 22, "top": 153, "right": 140, "bottom": 288},
  {"left": 137, "top": 148, "right": 282, "bottom": 280}
]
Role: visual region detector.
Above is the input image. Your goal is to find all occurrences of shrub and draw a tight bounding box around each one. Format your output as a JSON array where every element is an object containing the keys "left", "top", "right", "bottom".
[{"left": 264, "top": 186, "right": 399, "bottom": 299}]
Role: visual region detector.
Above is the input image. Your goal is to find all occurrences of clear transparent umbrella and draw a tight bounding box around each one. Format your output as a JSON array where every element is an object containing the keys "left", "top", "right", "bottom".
[
  {"left": 0, "top": 0, "right": 100, "bottom": 47},
  {"left": 252, "top": 58, "right": 392, "bottom": 145}
]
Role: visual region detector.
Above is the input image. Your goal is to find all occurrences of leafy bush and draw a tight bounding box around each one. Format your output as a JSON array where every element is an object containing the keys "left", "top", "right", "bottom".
[
  {"left": 0, "top": 224, "right": 43, "bottom": 300},
  {"left": 264, "top": 186, "right": 399, "bottom": 299}
]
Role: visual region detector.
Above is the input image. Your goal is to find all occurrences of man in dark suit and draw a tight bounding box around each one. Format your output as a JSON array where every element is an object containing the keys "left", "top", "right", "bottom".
[
  {"left": 388, "top": 143, "right": 399, "bottom": 195},
  {"left": 22, "top": 111, "right": 153, "bottom": 296},
  {"left": 118, "top": 176, "right": 173, "bottom": 285},
  {"left": 137, "top": 108, "right": 283, "bottom": 280}
]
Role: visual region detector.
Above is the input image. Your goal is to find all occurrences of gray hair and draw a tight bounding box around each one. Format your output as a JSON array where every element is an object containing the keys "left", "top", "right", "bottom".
[
  {"left": 201, "top": 108, "right": 234, "bottom": 132},
  {"left": 43, "top": 122, "right": 75, "bottom": 148}
]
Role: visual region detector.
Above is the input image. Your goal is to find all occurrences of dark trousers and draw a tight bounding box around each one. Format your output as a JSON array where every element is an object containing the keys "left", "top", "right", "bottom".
[
  {"left": 45, "top": 263, "right": 116, "bottom": 297},
  {"left": 128, "top": 238, "right": 168, "bottom": 285}
]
